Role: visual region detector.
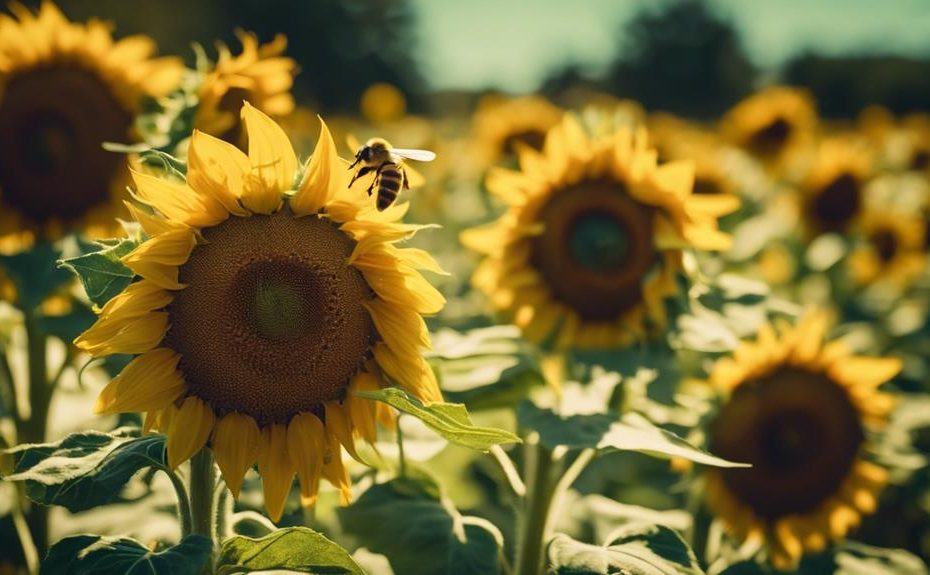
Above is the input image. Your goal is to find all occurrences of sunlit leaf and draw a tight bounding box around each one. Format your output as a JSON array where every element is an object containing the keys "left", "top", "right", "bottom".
[
  {"left": 517, "top": 402, "right": 747, "bottom": 468},
  {"left": 355, "top": 387, "right": 520, "bottom": 451},
  {"left": 339, "top": 477, "right": 502, "bottom": 575},
  {"left": 216, "top": 526, "right": 363, "bottom": 574},
  {"left": 4, "top": 427, "right": 168, "bottom": 512},
  {"left": 547, "top": 524, "right": 704, "bottom": 575},
  {"left": 42, "top": 534, "right": 211, "bottom": 575},
  {"left": 59, "top": 237, "right": 141, "bottom": 308}
]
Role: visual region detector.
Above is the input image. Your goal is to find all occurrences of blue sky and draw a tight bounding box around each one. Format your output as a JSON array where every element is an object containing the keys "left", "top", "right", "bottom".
[{"left": 411, "top": 0, "right": 930, "bottom": 92}]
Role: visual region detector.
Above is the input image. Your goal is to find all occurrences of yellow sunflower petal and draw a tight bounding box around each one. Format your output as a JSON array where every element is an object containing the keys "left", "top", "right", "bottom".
[
  {"left": 363, "top": 298, "right": 429, "bottom": 356},
  {"left": 121, "top": 228, "right": 197, "bottom": 290},
  {"left": 258, "top": 423, "right": 295, "bottom": 522},
  {"left": 75, "top": 311, "right": 168, "bottom": 356},
  {"left": 828, "top": 357, "right": 901, "bottom": 390},
  {"left": 324, "top": 402, "right": 361, "bottom": 462},
  {"left": 240, "top": 102, "right": 296, "bottom": 214},
  {"left": 292, "top": 117, "right": 345, "bottom": 216},
  {"left": 130, "top": 169, "right": 227, "bottom": 228},
  {"left": 94, "top": 348, "right": 185, "bottom": 414},
  {"left": 187, "top": 130, "right": 251, "bottom": 216},
  {"left": 212, "top": 412, "right": 261, "bottom": 498},
  {"left": 345, "top": 372, "right": 380, "bottom": 444},
  {"left": 286, "top": 412, "right": 325, "bottom": 503},
  {"left": 166, "top": 396, "right": 215, "bottom": 470},
  {"left": 373, "top": 343, "right": 442, "bottom": 404},
  {"left": 321, "top": 432, "right": 352, "bottom": 505}
]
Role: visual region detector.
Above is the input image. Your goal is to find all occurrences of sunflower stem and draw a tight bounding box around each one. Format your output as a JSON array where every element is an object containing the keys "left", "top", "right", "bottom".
[
  {"left": 21, "top": 310, "right": 51, "bottom": 557},
  {"left": 166, "top": 467, "right": 194, "bottom": 539},
  {"left": 514, "top": 434, "right": 557, "bottom": 575},
  {"left": 396, "top": 415, "right": 407, "bottom": 477},
  {"left": 214, "top": 477, "right": 232, "bottom": 541},
  {"left": 546, "top": 448, "right": 596, "bottom": 541},
  {"left": 189, "top": 448, "right": 217, "bottom": 568}
]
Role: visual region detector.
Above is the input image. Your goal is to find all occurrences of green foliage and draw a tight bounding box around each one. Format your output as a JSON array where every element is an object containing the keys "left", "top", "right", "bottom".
[
  {"left": 517, "top": 401, "right": 747, "bottom": 468},
  {"left": 38, "top": 301, "right": 97, "bottom": 344},
  {"left": 0, "top": 241, "right": 72, "bottom": 311},
  {"left": 59, "top": 237, "right": 141, "bottom": 309},
  {"left": 4, "top": 427, "right": 168, "bottom": 512},
  {"left": 339, "top": 477, "right": 503, "bottom": 575},
  {"left": 429, "top": 325, "right": 545, "bottom": 410},
  {"left": 42, "top": 534, "right": 211, "bottom": 575},
  {"left": 216, "top": 527, "right": 363, "bottom": 574},
  {"left": 355, "top": 387, "right": 521, "bottom": 451},
  {"left": 719, "top": 541, "right": 929, "bottom": 574},
  {"left": 548, "top": 524, "right": 704, "bottom": 575}
]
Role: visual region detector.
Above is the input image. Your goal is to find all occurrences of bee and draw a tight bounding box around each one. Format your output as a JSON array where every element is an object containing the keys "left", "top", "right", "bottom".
[{"left": 347, "top": 137, "right": 436, "bottom": 211}]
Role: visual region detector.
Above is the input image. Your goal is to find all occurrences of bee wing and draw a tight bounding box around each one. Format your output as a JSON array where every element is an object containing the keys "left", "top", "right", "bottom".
[{"left": 391, "top": 148, "right": 436, "bottom": 162}]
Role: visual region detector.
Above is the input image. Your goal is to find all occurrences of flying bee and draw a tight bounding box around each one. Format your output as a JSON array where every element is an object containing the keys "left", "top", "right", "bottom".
[{"left": 347, "top": 137, "right": 436, "bottom": 211}]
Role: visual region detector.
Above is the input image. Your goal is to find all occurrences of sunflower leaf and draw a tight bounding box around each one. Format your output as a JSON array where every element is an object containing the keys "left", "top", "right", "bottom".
[
  {"left": 354, "top": 387, "right": 520, "bottom": 451},
  {"left": 59, "top": 237, "right": 141, "bottom": 308},
  {"left": 216, "top": 526, "right": 363, "bottom": 575},
  {"left": 338, "top": 478, "right": 502, "bottom": 575},
  {"left": 517, "top": 401, "right": 748, "bottom": 468},
  {"left": 3, "top": 427, "right": 168, "bottom": 512},
  {"left": 429, "top": 325, "right": 546, "bottom": 410},
  {"left": 42, "top": 534, "right": 211, "bottom": 575},
  {"left": 547, "top": 525, "right": 704, "bottom": 575}
]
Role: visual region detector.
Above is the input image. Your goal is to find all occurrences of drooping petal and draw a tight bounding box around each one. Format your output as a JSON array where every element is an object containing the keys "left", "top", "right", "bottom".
[
  {"left": 373, "top": 343, "right": 443, "bottom": 404},
  {"left": 121, "top": 228, "right": 197, "bottom": 290},
  {"left": 345, "top": 372, "right": 381, "bottom": 444},
  {"left": 94, "top": 348, "right": 185, "bottom": 414},
  {"left": 257, "top": 423, "right": 295, "bottom": 522},
  {"left": 286, "top": 412, "right": 325, "bottom": 503},
  {"left": 321, "top": 433, "right": 352, "bottom": 505},
  {"left": 166, "top": 396, "right": 215, "bottom": 470},
  {"left": 324, "top": 402, "right": 360, "bottom": 461},
  {"left": 240, "top": 102, "right": 296, "bottom": 214},
  {"left": 363, "top": 298, "right": 429, "bottom": 357},
  {"left": 212, "top": 412, "right": 261, "bottom": 498}
]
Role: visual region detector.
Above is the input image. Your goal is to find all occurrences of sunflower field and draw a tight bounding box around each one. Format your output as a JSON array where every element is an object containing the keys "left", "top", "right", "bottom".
[{"left": 1, "top": 1, "right": 930, "bottom": 574}]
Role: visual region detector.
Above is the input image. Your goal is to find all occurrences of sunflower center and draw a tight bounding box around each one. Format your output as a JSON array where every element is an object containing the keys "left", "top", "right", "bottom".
[
  {"left": 870, "top": 229, "right": 898, "bottom": 262},
  {"left": 748, "top": 117, "right": 791, "bottom": 157},
  {"left": 710, "top": 367, "right": 864, "bottom": 519},
  {"left": 217, "top": 86, "right": 251, "bottom": 144},
  {"left": 911, "top": 148, "right": 930, "bottom": 171},
  {"left": 0, "top": 65, "right": 132, "bottom": 223},
  {"left": 811, "top": 173, "right": 861, "bottom": 233},
  {"left": 531, "top": 178, "right": 658, "bottom": 321},
  {"left": 166, "top": 210, "right": 374, "bottom": 425},
  {"left": 502, "top": 129, "right": 547, "bottom": 156},
  {"left": 693, "top": 177, "right": 722, "bottom": 195}
]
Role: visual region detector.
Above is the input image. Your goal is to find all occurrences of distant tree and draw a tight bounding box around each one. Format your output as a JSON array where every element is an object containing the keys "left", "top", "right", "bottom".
[
  {"left": 603, "top": 0, "right": 755, "bottom": 118},
  {"left": 785, "top": 53, "right": 930, "bottom": 117},
  {"left": 224, "top": 0, "right": 425, "bottom": 112}
]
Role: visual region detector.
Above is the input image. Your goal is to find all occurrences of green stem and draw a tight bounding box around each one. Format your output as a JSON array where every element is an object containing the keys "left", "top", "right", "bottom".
[
  {"left": 396, "top": 416, "right": 407, "bottom": 477},
  {"left": 189, "top": 448, "right": 217, "bottom": 539},
  {"left": 546, "top": 448, "right": 595, "bottom": 542},
  {"left": 21, "top": 311, "right": 50, "bottom": 557},
  {"left": 214, "top": 478, "right": 231, "bottom": 542},
  {"left": 165, "top": 467, "right": 193, "bottom": 538},
  {"left": 514, "top": 435, "right": 556, "bottom": 575},
  {"left": 489, "top": 445, "right": 526, "bottom": 498},
  {"left": 11, "top": 484, "right": 39, "bottom": 575}
]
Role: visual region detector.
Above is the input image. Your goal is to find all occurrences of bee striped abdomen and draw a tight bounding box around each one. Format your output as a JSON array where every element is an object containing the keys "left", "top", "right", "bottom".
[{"left": 377, "top": 164, "right": 404, "bottom": 211}]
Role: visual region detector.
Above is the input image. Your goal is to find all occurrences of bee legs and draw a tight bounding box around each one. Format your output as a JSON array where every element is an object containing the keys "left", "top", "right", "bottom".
[{"left": 349, "top": 165, "right": 375, "bottom": 188}]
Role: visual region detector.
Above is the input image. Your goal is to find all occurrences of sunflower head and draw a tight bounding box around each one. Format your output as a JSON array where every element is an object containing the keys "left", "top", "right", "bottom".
[
  {"left": 0, "top": 1, "right": 183, "bottom": 250},
  {"left": 704, "top": 313, "right": 899, "bottom": 570},
  {"left": 462, "top": 115, "right": 738, "bottom": 349},
  {"left": 847, "top": 208, "right": 927, "bottom": 289},
  {"left": 360, "top": 82, "right": 407, "bottom": 124},
  {"left": 799, "top": 138, "right": 872, "bottom": 237},
  {"left": 721, "top": 86, "right": 816, "bottom": 171},
  {"left": 195, "top": 30, "right": 296, "bottom": 147},
  {"left": 75, "top": 103, "right": 445, "bottom": 521},
  {"left": 472, "top": 95, "right": 564, "bottom": 167}
]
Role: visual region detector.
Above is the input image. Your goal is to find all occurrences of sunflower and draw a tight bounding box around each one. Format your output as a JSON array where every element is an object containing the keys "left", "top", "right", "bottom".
[
  {"left": 797, "top": 138, "right": 872, "bottom": 236},
  {"left": 847, "top": 208, "right": 927, "bottom": 289},
  {"left": 720, "top": 86, "right": 816, "bottom": 172},
  {"left": 194, "top": 30, "right": 296, "bottom": 147},
  {"left": 360, "top": 82, "right": 407, "bottom": 124},
  {"left": 74, "top": 103, "right": 445, "bottom": 521},
  {"left": 648, "top": 114, "right": 736, "bottom": 198},
  {"left": 704, "top": 313, "right": 898, "bottom": 570},
  {"left": 472, "top": 94, "right": 564, "bottom": 168},
  {"left": 462, "top": 115, "right": 737, "bottom": 349},
  {"left": 0, "top": 1, "right": 182, "bottom": 252}
]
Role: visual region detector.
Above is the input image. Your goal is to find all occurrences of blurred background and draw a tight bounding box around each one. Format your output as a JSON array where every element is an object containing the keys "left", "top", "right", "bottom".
[{"left": 37, "top": 0, "right": 930, "bottom": 118}]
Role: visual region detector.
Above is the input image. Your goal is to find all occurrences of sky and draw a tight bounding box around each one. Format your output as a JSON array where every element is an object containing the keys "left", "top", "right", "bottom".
[{"left": 411, "top": 0, "right": 930, "bottom": 92}]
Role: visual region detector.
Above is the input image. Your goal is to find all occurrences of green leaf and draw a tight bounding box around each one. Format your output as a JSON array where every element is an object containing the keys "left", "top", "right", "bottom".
[
  {"left": 0, "top": 241, "right": 72, "bottom": 311},
  {"left": 216, "top": 526, "right": 363, "bottom": 574},
  {"left": 547, "top": 524, "right": 704, "bottom": 575},
  {"left": 429, "top": 326, "right": 545, "bottom": 410},
  {"left": 38, "top": 301, "right": 97, "bottom": 343},
  {"left": 59, "top": 237, "right": 141, "bottom": 308},
  {"left": 4, "top": 427, "right": 167, "bottom": 512},
  {"left": 355, "top": 387, "right": 520, "bottom": 451},
  {"left": 339, "top": 477, "right": 502, "bottom": 575},
  {"left": 517, "top": 402, "right": 747, "bottom": 468},
  {"left": 42, "top": 534, "right": 211, "bottom": 575}
]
